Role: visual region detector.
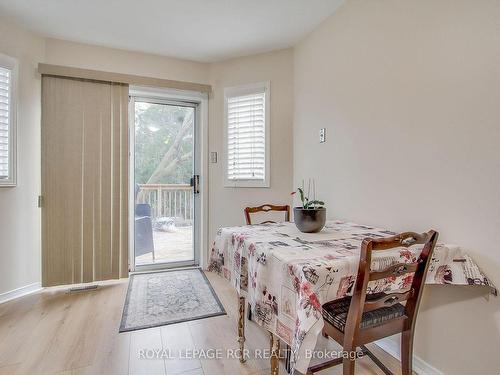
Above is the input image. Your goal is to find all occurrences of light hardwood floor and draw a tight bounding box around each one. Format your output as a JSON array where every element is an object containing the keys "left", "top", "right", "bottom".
[{"left": 0, "top": 271, "right": 410, "bottom": 375}]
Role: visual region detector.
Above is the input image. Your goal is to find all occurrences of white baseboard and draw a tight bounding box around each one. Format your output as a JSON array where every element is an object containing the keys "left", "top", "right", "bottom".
[
  {"left": 0, "top": 282, "right": 42, "bottom": 305},
  {"left": 375, "top": 338, "right": 444, "bottom": 375}
]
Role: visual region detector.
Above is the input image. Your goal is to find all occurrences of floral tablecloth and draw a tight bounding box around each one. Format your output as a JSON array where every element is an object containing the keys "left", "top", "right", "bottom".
[{"left": 207, "top": 221, "right": 496, "bottom": 374}]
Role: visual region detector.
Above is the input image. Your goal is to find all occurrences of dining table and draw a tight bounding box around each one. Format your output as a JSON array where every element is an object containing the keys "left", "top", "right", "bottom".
[{"left": 207, "top": 220, "right": 496, "bottom": 374}]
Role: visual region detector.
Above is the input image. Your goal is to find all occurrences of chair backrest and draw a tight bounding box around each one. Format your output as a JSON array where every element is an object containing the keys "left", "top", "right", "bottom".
[
  {"left": 244, "top": 204, "right": 291, "bottom": 225},
  {"left": 135, "top": 183, "right": 140, "bottom": 201},
  {"left": 345, "top": 230, "right": 439, "bottom": 337},
  {"left": 136, "top": 203, "right": 152, "bottom": 217}
]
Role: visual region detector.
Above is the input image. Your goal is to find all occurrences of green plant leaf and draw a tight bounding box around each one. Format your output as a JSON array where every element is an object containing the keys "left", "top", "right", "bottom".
[
  {"left": 294, "top": 186, "right": 324, "bottom": 209},
  {"left": 305, "top": 200, "right": 324, "bottom": 209},
  {"left": 297, "top": 187, "right": 305, "bottom": 207}
]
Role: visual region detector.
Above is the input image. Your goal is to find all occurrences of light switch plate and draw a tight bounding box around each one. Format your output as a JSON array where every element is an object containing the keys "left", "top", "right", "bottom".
[
  {"left": 210, "top": 151, "right": 218, "bottom": 163},
  {"left": 319, "top": 128, "right": 326, "bottom": 143}
]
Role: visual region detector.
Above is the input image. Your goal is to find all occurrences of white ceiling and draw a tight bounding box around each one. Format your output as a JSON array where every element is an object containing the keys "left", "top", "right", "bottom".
[{"left": 0, "top": 0, "right": 344, "bottom": 63}]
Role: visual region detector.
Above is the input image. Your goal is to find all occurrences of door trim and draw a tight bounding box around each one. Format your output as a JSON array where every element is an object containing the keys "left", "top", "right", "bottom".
[{"left": 128, "top": 86, "right": 209, "bottom": 273}]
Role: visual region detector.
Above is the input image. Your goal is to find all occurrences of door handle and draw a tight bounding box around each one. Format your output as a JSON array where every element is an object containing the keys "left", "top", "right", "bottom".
[{"left": 190, "top": 175, "right": 200, "bottom": 194}]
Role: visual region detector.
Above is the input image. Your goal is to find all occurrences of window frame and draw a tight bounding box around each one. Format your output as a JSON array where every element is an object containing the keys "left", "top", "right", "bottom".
[
  {"left": 224, "top": 81, "right": 270, "bottom": 188},
  {"left": 0, "top": 53, "right": 18, "bottom": 187}
]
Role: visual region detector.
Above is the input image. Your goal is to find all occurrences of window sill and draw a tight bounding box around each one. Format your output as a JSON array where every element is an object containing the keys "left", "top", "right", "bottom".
[
  {"left": 0, "top": 180, "right": 17, "bottom": 188},
  {"left": 224, "top": 180, "right": 270, "bottom": 188}
]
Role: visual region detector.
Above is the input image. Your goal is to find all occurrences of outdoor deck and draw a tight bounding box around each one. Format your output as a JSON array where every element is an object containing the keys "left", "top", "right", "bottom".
[
  {"left": 135, "top": 226, "right": 193, "bottom": 265},
  {"left": 135, "top": 183, "right": 194, "bottom": 266}
]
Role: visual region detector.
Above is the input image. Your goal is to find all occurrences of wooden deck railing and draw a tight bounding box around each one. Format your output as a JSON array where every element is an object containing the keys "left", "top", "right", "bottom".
[{"left": 137, "top": 184, "right": 193, "bottom": 221}]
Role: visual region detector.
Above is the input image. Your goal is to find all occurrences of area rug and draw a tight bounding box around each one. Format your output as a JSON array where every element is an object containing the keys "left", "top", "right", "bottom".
[{"left": 119, "top": 268, "right": 226, "bottom": 332}]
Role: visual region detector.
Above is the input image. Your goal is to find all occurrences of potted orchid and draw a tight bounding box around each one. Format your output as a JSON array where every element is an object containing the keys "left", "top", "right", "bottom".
[{"left": 291, "top": 180, "right": 326, "bottom": 233}]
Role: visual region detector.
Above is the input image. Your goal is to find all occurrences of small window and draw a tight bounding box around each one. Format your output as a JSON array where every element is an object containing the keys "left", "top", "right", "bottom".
[
  {"left": 224, "top": 82, "right": 270, "bottom": 188},
  {"left": 0, "top": 53, "right": 17, "bottom": 187}
]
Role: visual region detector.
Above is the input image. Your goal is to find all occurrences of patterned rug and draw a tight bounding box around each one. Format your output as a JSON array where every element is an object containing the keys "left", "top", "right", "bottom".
[{"left": 120, "top": 268, "right": 226, "bottom": 332}]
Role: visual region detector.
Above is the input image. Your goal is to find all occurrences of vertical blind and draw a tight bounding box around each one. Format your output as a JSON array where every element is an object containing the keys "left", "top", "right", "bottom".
[
  {"left": 227, "top": 91, "right": 266, "bottom": 180},
  {"left": 41, "top": 76, "right": 129, "bottom": 287},
  {"left": 0, "top": 66, "right": 10, "bottom": 179}
]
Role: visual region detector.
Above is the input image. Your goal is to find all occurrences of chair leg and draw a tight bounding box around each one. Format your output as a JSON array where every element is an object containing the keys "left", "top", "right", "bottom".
[
  {"left": 342, "top": 357, "right": 355, "bottom": 375},
  {"left": 342, "top": 347, "right": 356, "bottom": 375},
  {"left": 401, "top": 330, "right": 413, "bottom": 375},
  {"left": 307, "top": 357, "right": 343, "bottom": 374},
  {"left": 360, "top": 346, "right": 393, "bottom": 375}
]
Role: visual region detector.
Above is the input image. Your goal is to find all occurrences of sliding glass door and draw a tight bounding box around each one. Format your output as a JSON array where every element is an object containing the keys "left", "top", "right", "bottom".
[{"left": 130, "top": 95, "right": 199, "bottom": 270}]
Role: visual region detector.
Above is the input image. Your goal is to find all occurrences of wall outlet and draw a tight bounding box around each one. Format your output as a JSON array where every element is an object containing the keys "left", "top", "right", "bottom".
[
  {"left": 210, "top": 151, "right": 218, "bottom": 163},
  {"left": 319, "top": 128, "right": 326, "bottom": 143}
]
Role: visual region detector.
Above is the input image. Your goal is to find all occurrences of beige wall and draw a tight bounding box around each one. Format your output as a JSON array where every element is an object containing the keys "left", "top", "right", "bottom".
[
  {"left": 208, "top": 49, "right": 294, "bottom": 237},
  {"left": 45, "top": 38, "right": 209, "bottom": 84},
  {"left": 294, "top": 0, "right": 500, "bottom": 373},
  {"left": 0, "top": 22, "right": 45, "bottom": 295}
]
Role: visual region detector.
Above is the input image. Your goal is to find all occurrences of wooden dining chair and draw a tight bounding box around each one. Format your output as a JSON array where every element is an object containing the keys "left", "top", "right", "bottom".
[
  {"left": 308, "top": 230, "right": 438, "bottom": 375},
  {"left": 244, "top": 204, "right": 290, "bottom": 225},
  {"left": 244, "top": 203, "right": 291, "bottom": 323}
]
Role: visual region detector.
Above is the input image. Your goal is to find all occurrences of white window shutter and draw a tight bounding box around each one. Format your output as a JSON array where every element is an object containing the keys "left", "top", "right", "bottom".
[
  {"left": 0, "top": 66, "right": 10, "bottom": 180},
  {"left": 225, "top": 83, "right": 269, "bottom": 187}
]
